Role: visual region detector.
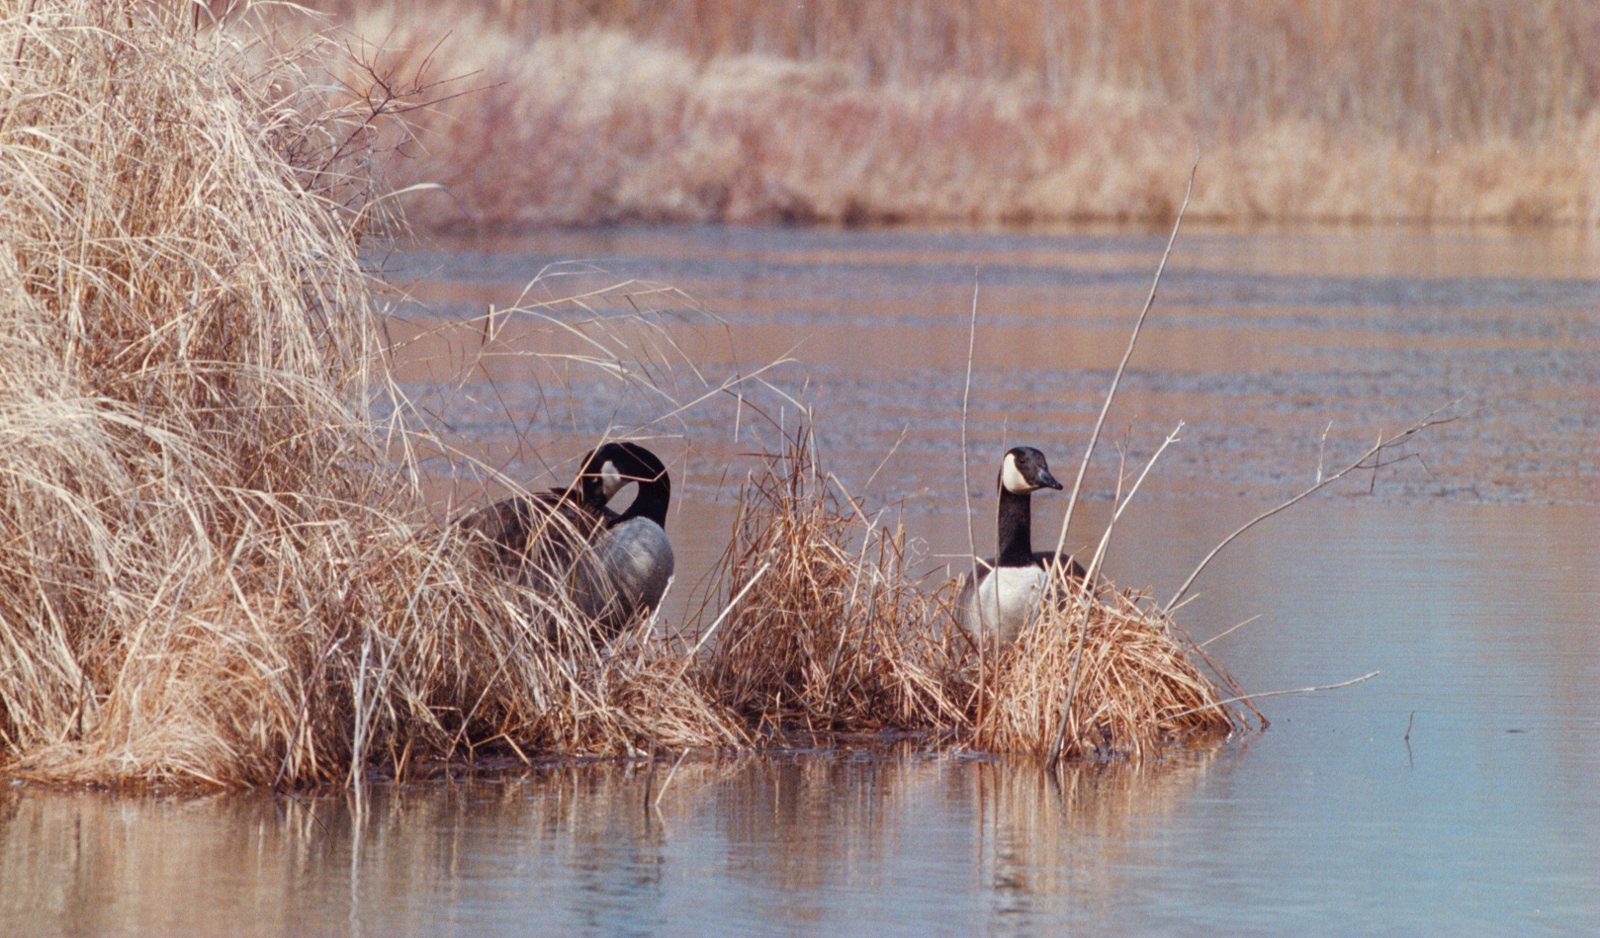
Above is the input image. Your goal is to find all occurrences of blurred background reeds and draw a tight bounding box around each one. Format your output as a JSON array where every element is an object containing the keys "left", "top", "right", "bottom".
[{"left": 314, "top": 0, "right": 1600, "bottom": 228}]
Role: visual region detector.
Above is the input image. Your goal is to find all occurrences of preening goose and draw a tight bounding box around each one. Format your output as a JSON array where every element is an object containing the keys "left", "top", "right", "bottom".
[
  {"left": 958, "top": 446, "right": 1086, "bottom": 645},
  {"left": 459, "top": 442, "right": 675, "bottom": 636},
  {"left": 571, "top": 442, "right": 675, "bottom": 632}
]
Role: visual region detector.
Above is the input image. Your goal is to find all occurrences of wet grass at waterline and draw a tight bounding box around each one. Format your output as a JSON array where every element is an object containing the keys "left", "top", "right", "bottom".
[{"left": 0, "top": 1, "right": 1242, "bottom": 789}]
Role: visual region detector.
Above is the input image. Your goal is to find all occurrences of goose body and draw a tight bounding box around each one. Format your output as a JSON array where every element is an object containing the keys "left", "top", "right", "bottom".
[
  {"left": 581, "top": 516, "right": 675, "bottom": 627},
  {"left": 962, "top": 563, "right": 1051, "bottom": 643},
  {"left": 460, "top": 441, "right": 674, "bottom": 636},
  {"left": 572, "top": 443, "right": 675, "bottom": 631},
  {"left": 958, "top": 446, "right": 1082, "bottom": 645},
  {"left": 456, "top": 479, "right": 608, "bottom": 595}
]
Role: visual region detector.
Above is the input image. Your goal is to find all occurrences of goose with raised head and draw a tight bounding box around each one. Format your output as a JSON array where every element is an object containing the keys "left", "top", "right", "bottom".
[
  {"left": 958, "top": 446, "right": 1086, "bottom": 646},
  {"left": 458, "top": 441, "right": 675, "bottom": 636}
]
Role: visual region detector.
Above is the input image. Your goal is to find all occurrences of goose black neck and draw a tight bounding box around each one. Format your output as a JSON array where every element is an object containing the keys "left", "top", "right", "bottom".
[
  {"left": 995, "top": 488, "right": 1036, "bottom": 567},
  {"left": 619, "top": 475, "right": 670, "bottom": 528}
]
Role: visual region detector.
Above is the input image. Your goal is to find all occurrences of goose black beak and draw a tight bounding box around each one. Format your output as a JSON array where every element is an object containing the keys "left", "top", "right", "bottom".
[{"left": 1038, "top": 470, "right": 1063, "bottom": 490}]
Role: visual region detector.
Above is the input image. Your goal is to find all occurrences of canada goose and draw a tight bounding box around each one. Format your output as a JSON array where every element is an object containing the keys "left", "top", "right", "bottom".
[
  {"left": 458, "top": 442, "right": 675, "bottom": 636},
  {"left": 571, "top": 441, "right": 675, "bottom": 632},
  {"left": 958, "top": 446, "right": 1086, "bottom": 645}
]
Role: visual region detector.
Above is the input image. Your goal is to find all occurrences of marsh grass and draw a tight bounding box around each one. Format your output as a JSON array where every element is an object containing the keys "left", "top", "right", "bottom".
[
  {"left": 0, "top": 0, "right": 396, "bottom": 782},
  {"left": 703, "top": 426, "right": 958, "bottom": 735},
  {"left": 970, "top": 573, "right": 1239, "bottom": 759},
  {"left": 321, "top": 0, "right": 1600, "bottom": 228},
  {"left": 0, "top": 0, "right": 738, "bottom": 787},
  {"left": 2, "top": 0, "right": 1253, "bottom": 787},
  {"left": 457, "top": 0, "right": 1600, "bottom": 146},
  {"left": 702, "top": 424, "right": 1242, "bottom": 758}
]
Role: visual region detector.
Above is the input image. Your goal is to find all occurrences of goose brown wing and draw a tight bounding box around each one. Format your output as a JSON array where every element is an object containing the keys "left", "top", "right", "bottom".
[{"left": 457, "top": 487, "right": 608, "bottom": 573}]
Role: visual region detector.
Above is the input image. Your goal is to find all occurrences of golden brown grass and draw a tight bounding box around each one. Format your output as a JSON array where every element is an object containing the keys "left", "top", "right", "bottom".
[
  {"left": 0, "top": 0, "right": 737, "bottom": 787},
  {"left": 702, "top": 426, "right": 958, "bottom": 734},
  {"left": 0, "top": 0, "right": 1246, "bottom": 788},
  {"left": 316, "top": 0, "right": 1600, "bottom": 228},
  {"left": 701, "top": 424, "right": 1241, "bottom": 757},
  {"left": 969, "top": 574, "right": 1239, "bottom": 760}
]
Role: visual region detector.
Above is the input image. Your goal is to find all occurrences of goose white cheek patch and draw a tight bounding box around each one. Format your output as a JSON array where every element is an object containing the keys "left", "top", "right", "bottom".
[
  {"left": 1000, "top": 453, "right": 1031, "bottom": 494},
  {"left": 600, "top": 460, "right": 625, "bottom": 498}
]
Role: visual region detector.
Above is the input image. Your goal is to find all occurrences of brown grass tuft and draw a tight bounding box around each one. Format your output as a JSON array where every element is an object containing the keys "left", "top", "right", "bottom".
[
  {"left": 969, "top": 571, "right": 1240, "bottom": 760},
  {"left": 703, "top": 426, "right": 958, "bottom": 735},
  {"left": 700, "top": 423, "right": 1240, "bottom": 757}
]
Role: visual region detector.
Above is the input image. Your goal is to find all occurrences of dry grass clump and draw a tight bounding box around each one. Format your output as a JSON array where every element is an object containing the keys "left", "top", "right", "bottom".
[
  {"left": 968, "top": 572, "right": 1240, "bottom": 760},
  {"left": 703, "top": 427, "right": 958, "bottom": 734},
  {"left": 0, "top": 0, "right": 384, "bottom": 782},
  {"left": 699, "top": 424, "right": 1240, "bottom": 758},
  {"left": 0, "top": 0, "right": 736, "bottom": 787}
]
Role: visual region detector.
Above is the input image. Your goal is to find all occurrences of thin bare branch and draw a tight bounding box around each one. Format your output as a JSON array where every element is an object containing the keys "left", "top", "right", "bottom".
[
  {"left": 1167, "top": 404, "right": 1462, "bottom": 610},
  {"left": 1161, "top": 671, "right": 1381, "bottom": 723}
]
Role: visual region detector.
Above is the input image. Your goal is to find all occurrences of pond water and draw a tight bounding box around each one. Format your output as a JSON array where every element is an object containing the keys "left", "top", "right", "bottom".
[{"left": 6, "top": 224, "right": 1598, "bottom": 933}]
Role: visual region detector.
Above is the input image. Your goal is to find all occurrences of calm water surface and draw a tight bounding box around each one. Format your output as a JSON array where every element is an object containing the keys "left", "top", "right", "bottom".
[{"left": 5, "top": 225, "right": 1598, "bottom": 933}]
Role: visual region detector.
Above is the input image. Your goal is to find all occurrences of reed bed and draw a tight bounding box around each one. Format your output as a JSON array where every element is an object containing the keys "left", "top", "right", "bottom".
[
  {"left": 0, "top": 0, "right": 737, "bottom": 787},
  {"left": 317, "top": 0, "right": 1600, "bottom": 228},
  {"left": 1, "top": 0, "right": 1247, "bottom": 787},
  {"left": 459, "top": 0, "right": 1600, "bottom": 144}
]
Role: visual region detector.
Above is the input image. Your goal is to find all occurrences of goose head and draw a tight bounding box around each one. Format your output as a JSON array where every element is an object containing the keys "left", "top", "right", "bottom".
[
  {"left": 577, "top": 442, "right": 671, "bottom": 523},
  {"left": 997, "top": 446, "right": 1062, "bottom": 495}
]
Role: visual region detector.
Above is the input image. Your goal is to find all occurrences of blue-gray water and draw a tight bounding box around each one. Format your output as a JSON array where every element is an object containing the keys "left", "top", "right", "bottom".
[{"left": 5, "top": 224, "right": 1598, "bottom": 933}]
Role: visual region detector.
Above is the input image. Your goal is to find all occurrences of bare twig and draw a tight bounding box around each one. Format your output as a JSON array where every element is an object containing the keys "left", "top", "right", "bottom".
[
  {"left": 1045, "top": 155, "right": 1198, "bottom": 764},
  {"left": 1161, "top": 670, "right": 1381, "bottom": 723},
  {"left": 690, "top": 561, "right": 771, "bottom": 656},
  {"left": 1166, "top": 404, "right": 1462, "bottom": 610},
  {"left": 959, "top": 274, "right": 987, "bottom": 720},
  {"left": 1048, "top": 151, "right": 1199, "bottom": 579},
  {"left": 1200, "top": 614, "right": 1262, "bottom": 648}
]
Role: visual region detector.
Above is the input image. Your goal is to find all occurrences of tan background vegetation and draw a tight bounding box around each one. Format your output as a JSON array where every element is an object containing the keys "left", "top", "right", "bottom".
[{"left": 321, "top": 0, "right": 1600, "bottom": 228}]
